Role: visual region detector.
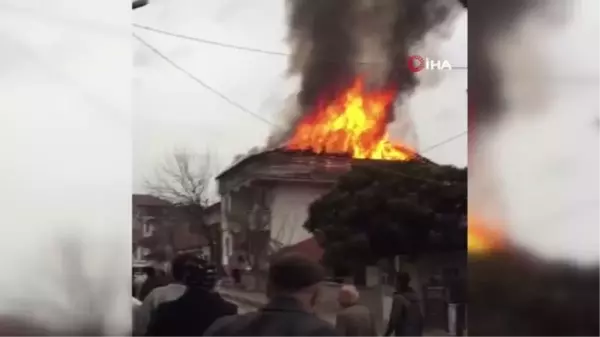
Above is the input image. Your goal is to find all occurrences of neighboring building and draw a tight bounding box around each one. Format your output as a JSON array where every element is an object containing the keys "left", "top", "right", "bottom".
[
  {"left": 132, "top": 194, "right": 212, "bottom": 265},
  {"left": 132, "top": 194, "right": 171, "bottom": 263}
]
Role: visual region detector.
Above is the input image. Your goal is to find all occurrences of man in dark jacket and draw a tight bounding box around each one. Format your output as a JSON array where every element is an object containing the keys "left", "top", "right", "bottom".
[
  {"left": 204, "top": 252, "right": 338, "bottom": 336},
  {"left": 145, "top": 254, "right": 238, "bottom": 336},
  {"left": 384, "top": 273, "right": 424, "bottom": 336}
]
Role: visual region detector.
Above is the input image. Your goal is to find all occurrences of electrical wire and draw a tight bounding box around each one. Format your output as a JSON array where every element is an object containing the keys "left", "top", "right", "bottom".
[
  {"left": 134, "top": 33, "right": 279, "bottom": 128},
  {"left": 133, "top": 24, "right": 469, "bottom": 69},
  {"left": 134, "top": 24, "right": 288, "bottom": 56},
  {"left": 422, "top": 130, "right": 467, "bottom": 154}
]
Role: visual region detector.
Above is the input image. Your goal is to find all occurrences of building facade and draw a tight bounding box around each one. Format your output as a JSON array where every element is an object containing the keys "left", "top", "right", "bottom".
[
  {"left": 132, "top": 194, "right": 171, "bottom": 263},
  {"left": 132, "top": 194, "right": 212, "bottom": 265},
  {"left": 216, "top": 149, "right": 353, "bottom": 273}
]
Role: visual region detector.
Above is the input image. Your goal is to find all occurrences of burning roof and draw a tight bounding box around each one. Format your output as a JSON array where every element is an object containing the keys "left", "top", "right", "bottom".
[
  {"left": 216, "top": 147, "right": 434, "bottom": 183},
  {"left": 286, "top": 77, "right": 416, "bottom": 161}
]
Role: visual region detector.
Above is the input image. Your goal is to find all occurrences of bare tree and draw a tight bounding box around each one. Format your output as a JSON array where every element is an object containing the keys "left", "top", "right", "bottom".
[
  {"left": 147, "top": 150, "right": 212, "bottom": 205},
  {"left": 145, "top": 150, "right": 220, "bottom": 265}
]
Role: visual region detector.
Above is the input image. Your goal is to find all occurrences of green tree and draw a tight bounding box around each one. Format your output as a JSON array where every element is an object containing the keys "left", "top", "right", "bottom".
[{"left": 304, "top": 159, "right": 467, "bottom": 274}]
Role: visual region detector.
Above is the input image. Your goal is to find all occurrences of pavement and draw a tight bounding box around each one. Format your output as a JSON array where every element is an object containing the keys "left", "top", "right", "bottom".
[{"left": 218, "top": 286, "right": 449, "bottom": 336}]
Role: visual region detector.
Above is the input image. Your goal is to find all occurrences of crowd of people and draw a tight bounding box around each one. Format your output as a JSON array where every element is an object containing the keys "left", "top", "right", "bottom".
[{"left": 132, "top": 252, "right": 433, "bottom": 336}]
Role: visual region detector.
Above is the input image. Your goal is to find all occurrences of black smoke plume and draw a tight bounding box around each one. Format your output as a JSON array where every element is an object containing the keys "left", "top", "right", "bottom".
[
  {"left": 277, "top": 0, "right": 464, "bottom": 146},
  {"left": 385, "top": 0, "right": 459, "bottom": 101},
  {"left": 287, "top": 0, "right": 356, "bottom": 112}
]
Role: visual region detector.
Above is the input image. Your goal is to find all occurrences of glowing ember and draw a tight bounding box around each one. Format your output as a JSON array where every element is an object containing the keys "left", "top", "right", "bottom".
[
  {"left": 286, "top": 77, "right": 414, "bottom": 160},
  {"left": 468, "top": 216, "right": 505, "bottom": 253}
]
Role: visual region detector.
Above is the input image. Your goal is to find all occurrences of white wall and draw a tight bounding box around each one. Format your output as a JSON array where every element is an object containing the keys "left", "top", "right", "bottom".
[{"left": 269, "top": 183, "right": 331, "bottom": 246}]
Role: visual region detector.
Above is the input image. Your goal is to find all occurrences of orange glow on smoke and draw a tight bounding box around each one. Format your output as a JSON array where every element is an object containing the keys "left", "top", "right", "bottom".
[
  {"left": 468, "top": 216, "right": 506, "bottom": 253},
  {"left": 286, "top": 77, "right": 415, "bottom": 160}
]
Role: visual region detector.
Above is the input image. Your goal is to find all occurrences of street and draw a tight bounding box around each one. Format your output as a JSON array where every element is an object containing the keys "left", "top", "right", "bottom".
[{"left": 218, "top": 288, "right": 450, "bottom": 336}]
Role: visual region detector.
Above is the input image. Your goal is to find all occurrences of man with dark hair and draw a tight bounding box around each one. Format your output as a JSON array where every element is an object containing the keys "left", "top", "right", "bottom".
[
  {"left": 134, "top": 255, "right": 192, "bottom": 335},
  {"left": 384, "top": 272, "right": 424, "bottom": 336},
  {"left": 146, "top": 255, "right": 238, "bottom": 336},
  {"left": 204, "top": 252, "right": 338, "bottom": 336}
]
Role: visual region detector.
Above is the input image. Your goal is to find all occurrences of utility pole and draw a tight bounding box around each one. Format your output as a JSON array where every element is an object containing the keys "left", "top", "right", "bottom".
[{"left": 133, "top": 0, "right": 148, "bottom": 10}]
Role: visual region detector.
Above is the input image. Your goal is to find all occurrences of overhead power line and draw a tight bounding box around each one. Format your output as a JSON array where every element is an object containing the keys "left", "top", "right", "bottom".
[
  {"left": 133, "top": 24, "right": 468, "bottom": 69},
  {"left": 134, "top": 33, "right": 278, "bottom": 127},
  {"left": 422, "top": 130, "right": 467, "bottom": 154},
  {"left": 134, "top": 24, "right": 288, "bottom": 56}
]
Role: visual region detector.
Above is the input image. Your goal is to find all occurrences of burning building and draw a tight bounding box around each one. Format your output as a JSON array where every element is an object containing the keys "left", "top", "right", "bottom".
[
  {"left": 215, "top": 0, "right": 469, "bottom": 289},
  {"left": 216, "top": 78, "right": 432, "bottom": 277}
]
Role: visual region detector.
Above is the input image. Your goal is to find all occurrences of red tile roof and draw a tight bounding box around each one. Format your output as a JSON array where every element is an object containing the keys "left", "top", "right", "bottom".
[{"left": 280, "top": 237, "right": 324, "bottom": 263}]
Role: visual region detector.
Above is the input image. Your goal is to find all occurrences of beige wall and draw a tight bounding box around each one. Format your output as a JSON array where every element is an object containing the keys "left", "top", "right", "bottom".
[{"left": 269, "top": 183, "right": 330, "bottom": 247}]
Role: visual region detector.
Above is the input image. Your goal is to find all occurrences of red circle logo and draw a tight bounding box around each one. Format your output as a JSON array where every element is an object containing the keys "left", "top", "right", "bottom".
[{"left": 407, "top": 55, "right": 425, "bottom": 73}]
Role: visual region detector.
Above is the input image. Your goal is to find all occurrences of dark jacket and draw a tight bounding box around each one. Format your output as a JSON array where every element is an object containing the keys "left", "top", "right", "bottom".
[
  {"left": 204, "top": 296, "right": 339, "bottom": 336},
  {"left": 447, "top": 277, "right": 466, "bottom": 303},
  {"left": 385, "top": 290, "right": 424, "bottom": 336},
  {"left": 146, "top": 288, "right": 238, "bottom": 336},
  {"left": 336, "top": 304, "right": 378, "bottom": 336}
]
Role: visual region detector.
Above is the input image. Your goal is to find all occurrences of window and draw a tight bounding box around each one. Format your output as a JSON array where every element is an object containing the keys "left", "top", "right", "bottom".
[{"left": 142, "top": 220, "right": 155, "bottom": 237}]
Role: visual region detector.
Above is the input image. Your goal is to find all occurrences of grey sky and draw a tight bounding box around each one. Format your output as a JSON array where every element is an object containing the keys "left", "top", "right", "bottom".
[{"left": 133, "top": 0, "right": 467, "bottom": 193}]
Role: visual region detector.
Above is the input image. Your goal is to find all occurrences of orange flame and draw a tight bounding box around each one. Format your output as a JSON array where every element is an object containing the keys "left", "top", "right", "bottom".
[
  {"left": 468, "top": 215, "right": 506, "bottom": 253},
  {"left": 286, "top": 77, "right": 414, "bottom": 160}
]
